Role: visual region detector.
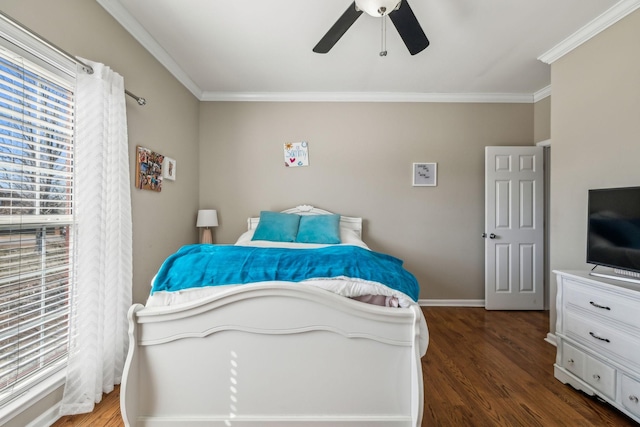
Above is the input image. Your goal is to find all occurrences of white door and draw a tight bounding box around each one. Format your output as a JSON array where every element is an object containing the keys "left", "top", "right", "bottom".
[{"left": 485, "top": 146, "right": 544, "bottom": 310}]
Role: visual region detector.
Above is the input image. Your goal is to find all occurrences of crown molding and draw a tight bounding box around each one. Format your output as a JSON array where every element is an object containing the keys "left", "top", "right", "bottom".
[
  {"left": 201, "top": 91, "right": 536, "bottom": 103},
  {"left": 96, "top": 0, "right": 203, "bottom": 99},
  {"left": 538, "top": 0, "right": 640, "bottom": 64},
  {"left": 533, "top": 85, "right": 551, "bottom": 102}
]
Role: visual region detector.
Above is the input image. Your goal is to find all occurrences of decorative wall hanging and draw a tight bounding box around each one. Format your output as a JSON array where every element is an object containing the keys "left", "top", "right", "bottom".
[
  {"left": 412, "top": 162, "right": 437, "bottom": 186},
  {"left": 163, "top": 156, "right": 176, "bottom": 181},
  {"left": 135, "top": 146, "right": 164, "bottom": 192},
  {"left": 284, "top": 141, "right": 309, "bottom": 167}
]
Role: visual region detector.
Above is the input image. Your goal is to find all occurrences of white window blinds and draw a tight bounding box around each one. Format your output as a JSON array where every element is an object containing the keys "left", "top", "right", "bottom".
[{"left": 0, "top": 46, "right": 75, "bottom": 406}]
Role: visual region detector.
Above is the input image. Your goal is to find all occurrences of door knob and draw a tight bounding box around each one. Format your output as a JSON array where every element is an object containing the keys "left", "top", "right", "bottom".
[{"left": 489, "top": 233, "right": 496, "bottom": 239}]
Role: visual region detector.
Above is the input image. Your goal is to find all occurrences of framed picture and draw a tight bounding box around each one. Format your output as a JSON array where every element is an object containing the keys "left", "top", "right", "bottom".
[
  {"left": 412, "top": 162, "right": 437, "bottom": 187},
  {"left": 284, "top": 141, "right": 309, "bottom": 167},
  {"left": 135, "top": 146, "right": 164, "bottom": 192},
  {"left": 163, "top": 157, "right": 176, "bottom": 181}
]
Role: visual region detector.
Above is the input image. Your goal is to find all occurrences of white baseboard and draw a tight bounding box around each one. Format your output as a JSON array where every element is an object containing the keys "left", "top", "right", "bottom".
[
  {"left": 545, "top": 333, "right": 557, "bottom": 347},
  {"left": 418, "top": 299, "right": 485, "bottom": 307}
]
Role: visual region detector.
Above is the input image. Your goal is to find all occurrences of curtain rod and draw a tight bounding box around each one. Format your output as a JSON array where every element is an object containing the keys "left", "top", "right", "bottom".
[
  {"left": 0, "top": 11, "right": 147, "bottom": 106},
  {"left": 124, "top": 89, "right": 147, "bottom": 106}
]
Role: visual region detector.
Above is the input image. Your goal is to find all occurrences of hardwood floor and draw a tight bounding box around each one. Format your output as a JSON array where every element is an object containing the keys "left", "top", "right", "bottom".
[
  {"left": 422, "top": 307, "right": 637, "bottom": 426},
  {"left": 52, "top": 307, "right": 638, "bottom": 426},
  {"left": 52, "top": 385, "right": 122, "bottom": 427}
]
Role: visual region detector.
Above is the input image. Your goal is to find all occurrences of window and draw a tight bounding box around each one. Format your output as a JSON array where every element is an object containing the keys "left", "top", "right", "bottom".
[{"left": 0, "top": 38, "right": 75, "bottom": 406}]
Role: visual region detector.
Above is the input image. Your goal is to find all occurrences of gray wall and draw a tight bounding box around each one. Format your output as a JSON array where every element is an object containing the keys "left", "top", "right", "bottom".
[
  {"left": 549, "top": 9, "right": 640, "bottom": 332},
  {"left": 534, "top": 96, "right": 551, "bottom": 143},
  {"left": 199, "top": 101, "right": 534, "bottom": 300},
  {"left": 1, "top": 1, "right": 200, "bottom": 425}
]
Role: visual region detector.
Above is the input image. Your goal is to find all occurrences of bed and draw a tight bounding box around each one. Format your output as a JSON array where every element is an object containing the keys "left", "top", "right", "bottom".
[{"left": 120, "top": 205, "right": 428, "bottom": 427}]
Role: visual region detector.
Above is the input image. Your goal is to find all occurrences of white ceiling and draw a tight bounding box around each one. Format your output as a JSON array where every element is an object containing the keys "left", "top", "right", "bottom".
[{"left": 97, "top": 0, "right": 638, "bottom": 102}]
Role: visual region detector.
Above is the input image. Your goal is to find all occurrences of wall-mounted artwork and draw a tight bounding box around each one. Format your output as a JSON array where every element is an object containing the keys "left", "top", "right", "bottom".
[
  {"left": 412, "top": 162, "right": 437, "bottom": 187},
  {"left": 284, "top": 141, "right": 309, "bottom": 167},
  {"left": 163, "top": 156, "right": 176, "bottom": 181},
  {"left": 135, "top": 146, "right": 164, "bottom": 192}
]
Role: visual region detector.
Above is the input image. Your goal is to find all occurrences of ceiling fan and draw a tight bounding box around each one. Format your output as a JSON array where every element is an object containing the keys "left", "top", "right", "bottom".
[{"left": 313, "top": 0, "right": 429, "bottom": 56}]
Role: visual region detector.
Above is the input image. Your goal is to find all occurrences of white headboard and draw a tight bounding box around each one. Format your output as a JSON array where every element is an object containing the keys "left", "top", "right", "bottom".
[{"left": 247, "top": 205, "right": 362, "bottom": 238}]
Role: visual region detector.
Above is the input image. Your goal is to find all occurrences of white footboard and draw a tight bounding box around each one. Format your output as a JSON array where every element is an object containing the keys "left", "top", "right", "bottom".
[{"left": 120, "top": 283, "right": 425, "bottom": 426}]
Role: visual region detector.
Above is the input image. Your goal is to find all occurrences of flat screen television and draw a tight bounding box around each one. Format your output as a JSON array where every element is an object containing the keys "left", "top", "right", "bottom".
[{"left": 587, "top": 186, "right": 640, "bottom": 276}]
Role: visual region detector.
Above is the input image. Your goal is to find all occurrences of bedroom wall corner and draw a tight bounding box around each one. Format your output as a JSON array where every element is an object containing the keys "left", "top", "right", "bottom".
[
  {"left": 0, "top": 1, "right": 201, "bottom": 425},
  {"left": 1, "top": 0, "right": 201, "bottom": 307},
  {"left": 534, "top": 95, "right": 551, "bottom": 143},
  {"left": 548, "top": 9, "right": 640, "bottom": 334}
]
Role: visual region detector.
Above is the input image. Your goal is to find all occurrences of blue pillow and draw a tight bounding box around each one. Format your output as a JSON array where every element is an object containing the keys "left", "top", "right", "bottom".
[
  {"left": 252, "top": 211, "right": 301, "bottom": 242},
  {"left": 295, "top": 214, "right": 341, "bottom": 244}
]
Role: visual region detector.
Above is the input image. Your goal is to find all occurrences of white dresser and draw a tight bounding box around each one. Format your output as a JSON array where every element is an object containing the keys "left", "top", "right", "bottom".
[{"left": 554, "top": 270, "right": 640, "bottom": 423}]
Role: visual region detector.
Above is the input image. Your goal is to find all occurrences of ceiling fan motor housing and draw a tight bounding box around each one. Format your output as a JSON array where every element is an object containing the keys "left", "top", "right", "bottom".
[
  {"left": 355, "top": 0, "right": 401, "bottom": 16},
  {"left": 313, "top": 0, "right": 428, "bottom": 55}
]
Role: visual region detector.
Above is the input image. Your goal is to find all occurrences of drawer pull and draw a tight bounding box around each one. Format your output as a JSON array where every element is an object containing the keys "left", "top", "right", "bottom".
[
  {"left": 589, "top": 332, "right": 610, "bottom": 343},
  {"left": 630, "top": 395, "right": 639, "bottom": 404},
  {"left": 567, "top": 358, "right": 574, "bottom": 365},
  {"left": 589, "top": 301, "right": 611, "bottom": 310}
]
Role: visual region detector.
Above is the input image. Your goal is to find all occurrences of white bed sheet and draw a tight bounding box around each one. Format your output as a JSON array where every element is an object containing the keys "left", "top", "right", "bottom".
[{"left": 147, "top": 276, "right": 414, "bottom": 308}]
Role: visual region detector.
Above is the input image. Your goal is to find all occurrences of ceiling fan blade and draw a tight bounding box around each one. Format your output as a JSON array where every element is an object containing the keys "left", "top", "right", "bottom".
[
  {"left": 313, "top": 2, "right": 363, "bottom": 53},
  {"left": 389, "top": 0, "right": 429, "bottom": 55}
]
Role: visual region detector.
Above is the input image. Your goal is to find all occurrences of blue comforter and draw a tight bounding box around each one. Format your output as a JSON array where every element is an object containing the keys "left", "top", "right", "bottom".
[{"left": 151, "top": 244, "right": 419, "bottom": 302}]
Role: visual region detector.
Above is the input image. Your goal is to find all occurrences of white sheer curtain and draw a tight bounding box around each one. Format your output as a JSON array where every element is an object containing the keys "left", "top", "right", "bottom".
[{"left": 59, "top": 59, "right": 133, "bottom": 416}]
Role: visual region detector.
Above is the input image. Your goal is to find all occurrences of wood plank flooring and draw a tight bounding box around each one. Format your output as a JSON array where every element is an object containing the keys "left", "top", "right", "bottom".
[
  {"left": 422, "top": 307, "right": 636, "bottom": 426},
  {"left": 51, "top": 385, "right": 122, "bottom": 427},
  {"left": 52, "top": 307, "right": 638, "bottom": 426}
]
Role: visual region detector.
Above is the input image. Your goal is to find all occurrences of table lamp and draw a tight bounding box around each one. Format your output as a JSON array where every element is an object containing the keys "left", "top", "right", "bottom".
[{"left": 196, "top": 209, "right": 218, "bottom": 244}]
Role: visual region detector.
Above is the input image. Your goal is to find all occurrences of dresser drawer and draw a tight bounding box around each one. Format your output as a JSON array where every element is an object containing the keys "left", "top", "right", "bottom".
[
  {"left": 621, "top": 375, "right": 640, "bottom": 418},
  {"left": 565, "top": 310, "right": 640, "bottom": 368},
  {"left": 585, "top": 354, "right": 616, "bottom": 399},
  {"left": 560, "top": 341, "right": 585, "bottom": 377},
  {"left": 564, "top": 279, "right": 640, "bottom": 329}
]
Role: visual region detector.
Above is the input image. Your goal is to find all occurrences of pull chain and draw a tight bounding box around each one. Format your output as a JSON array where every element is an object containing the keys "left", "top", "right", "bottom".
[{"left": 380, "top": 15, "right": 387, "bottom": 56}]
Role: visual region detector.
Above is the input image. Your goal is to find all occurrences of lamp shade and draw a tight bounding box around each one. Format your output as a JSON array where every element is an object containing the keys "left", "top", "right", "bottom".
[{"left": 196, "top": 209, "right": 218, "bottom": 228}]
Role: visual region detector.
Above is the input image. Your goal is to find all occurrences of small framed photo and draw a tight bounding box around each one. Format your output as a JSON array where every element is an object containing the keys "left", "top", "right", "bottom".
[
  {"left": 135, "top": 146, "right": 163, "bottom": 192},
  {"left": 163, "top": 157, "right": 176, "bottom": 181},
  {"left": 412, "top": 162, "right": 437, "bottom": 187}
]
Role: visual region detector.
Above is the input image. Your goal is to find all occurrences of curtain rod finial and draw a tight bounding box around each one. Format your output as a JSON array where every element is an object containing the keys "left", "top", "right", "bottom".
[{"left": 125, "top": 89, "right": 147, "bottom": 106}]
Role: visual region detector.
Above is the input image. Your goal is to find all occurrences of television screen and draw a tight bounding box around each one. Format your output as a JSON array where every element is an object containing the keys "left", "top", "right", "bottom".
[{"left": 587, "top": 186, "right": 640, "bottom": 273}]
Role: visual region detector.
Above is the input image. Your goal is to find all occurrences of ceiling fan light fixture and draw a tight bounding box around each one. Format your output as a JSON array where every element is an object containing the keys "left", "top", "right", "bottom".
[{"left": 355, "top": 0, "right": 401, "bottom": 17}]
